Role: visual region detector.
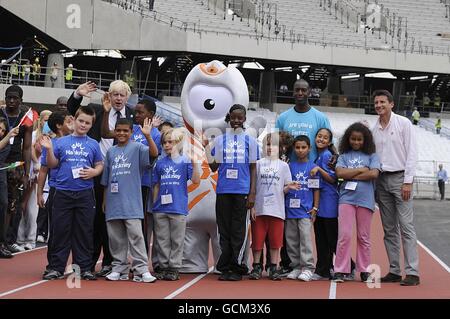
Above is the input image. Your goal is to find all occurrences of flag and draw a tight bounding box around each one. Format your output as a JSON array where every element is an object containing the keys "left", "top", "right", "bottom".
[
  {"left": 0, "top": 161, "right": 24, "bottom": 171},
  {"left": 18, "top": 108, "right": 38, "bottom": 127}
]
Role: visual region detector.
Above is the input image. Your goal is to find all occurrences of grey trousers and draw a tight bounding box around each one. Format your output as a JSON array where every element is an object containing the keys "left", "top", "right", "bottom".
[
  {"left": 145, "top": 213, "right": 159, "bottom": 269},
  {"left": 106, "top": 219, "right": 149, "bottom": 275},
  {"left": 153, "top": 212, "right": 186, "bottom": 270},
  {"left": 376, "top": 172, "right": 419, "bottom": 276},
  {"left": 285, "top": 218, "right": 315, "bottom": 271}
]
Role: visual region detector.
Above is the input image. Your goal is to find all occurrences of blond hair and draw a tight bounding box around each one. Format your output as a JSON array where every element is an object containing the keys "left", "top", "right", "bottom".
[
  {"left": 161, "top": 127, "right": 189, "bottom": 154},
  {"left": 35, "top": 110, "right": 52, "bottom": 139},
  {"left": 109, "top": 80, "right": 131, "bottom": 97}
]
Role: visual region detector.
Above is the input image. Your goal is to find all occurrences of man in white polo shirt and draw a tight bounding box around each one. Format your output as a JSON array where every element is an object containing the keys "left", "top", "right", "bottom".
[{"left": 371, "top": 90, "right": 420, "bottom": 286}]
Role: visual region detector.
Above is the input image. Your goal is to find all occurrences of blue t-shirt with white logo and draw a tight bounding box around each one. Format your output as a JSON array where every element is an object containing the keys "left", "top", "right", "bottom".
[
  {"left": 41, "top": 138, "right": 59, "bottom": 188},
  {"left": 131, "top": 125, "right": 161, "bottom": 187},
  {"left": 336, "top": 151, "right": 381, "bottom": 212},
  {"left": 315, "top": 149, "right": 338, "bottom": 218},
  {"left": 52, "top": 135, "right": 103, "bottom": 191},
  {"left": 101, "top": 141, "right": 150, "bottom": 221},
  {"left": 275, "top": 107, "right": 331, "bottom": 162},
  {"left": 152, "top": 154, "right": 193, "bottom": 215},
  {"left": 285, "top": 161, "right": 320, "bottom": 219},
  {"left": 211, "top": 132, "right": 260, "bottom": 195}
]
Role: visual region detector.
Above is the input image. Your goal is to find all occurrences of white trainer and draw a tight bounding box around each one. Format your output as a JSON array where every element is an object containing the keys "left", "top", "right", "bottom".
[
  {"left": 133, "top": 272, "right": 157, "bottom": 283},
  {"left": 298, "top": 269, "right": 314, "bottom": 282},
  {"left": 287, "top": 269, "right": 302, "bottom": 280},
  {"left": 23, "top": 243, "right": 35, "bottom": 250},
  {"left": 106, "top": 272, "right": 129, "bottom": 281},
  {"left": 36, "top": 235, "right": 45, "bottom": 243},
  {"left": 8, "top": 243, "right": 25, "bottom": 252}
]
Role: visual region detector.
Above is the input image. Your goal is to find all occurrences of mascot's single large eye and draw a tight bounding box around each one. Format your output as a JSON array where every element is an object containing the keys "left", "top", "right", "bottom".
[
  {"left": 188, "top": 84, "right": 233, "bottom": 120},
  {"left": 204, "top": 99, "right": 215, "bottom": 110}
]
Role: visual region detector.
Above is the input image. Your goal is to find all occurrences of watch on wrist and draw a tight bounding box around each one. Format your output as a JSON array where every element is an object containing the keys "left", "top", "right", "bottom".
[{"left": 312, "top": 207, "right": 319, "bottom": 212}]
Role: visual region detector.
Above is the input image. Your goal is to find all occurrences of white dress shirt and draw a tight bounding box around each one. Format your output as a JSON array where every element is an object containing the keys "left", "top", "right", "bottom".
[
  {"left": 371, "top": 112, "right": 417, "bottom": 184},
  {"left": 100, "top": 108, "right": 126, "bottom": 158}
]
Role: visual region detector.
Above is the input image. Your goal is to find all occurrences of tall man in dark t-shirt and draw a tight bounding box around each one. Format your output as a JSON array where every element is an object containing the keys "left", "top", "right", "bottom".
[{"left": 0, "top": 85, "right": 32, "bottom": 253}]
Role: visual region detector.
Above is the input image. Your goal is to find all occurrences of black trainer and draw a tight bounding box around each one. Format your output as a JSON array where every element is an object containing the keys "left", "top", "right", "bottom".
[
  {"left": 43, "top": 270, "right": 64, "bottom": 280},
  {"left": 154, "top": 267, "right": 167, "bottom": 280},
  {"left": 248, "top": 264, "right": 263, "bottom": 280},
  {"left": 227, "top": 271, "right": 242, "bottom": 281},
  {"left": 332, "top": 272, "right": 345, "bottom": 283},
  {"left": 164, "top": 269, "right": 180, "bottom": 281},
  {"left": 360, "top": 272, "right": 374, "bottom": 283},
  {"left": 268, "top": 264, "right": 282, "bottom": 281},
  {"left": 380, "top": 272, "right": 402, "bottom": 283},
  {"left": 218, "top": 270, "right": 232, "bottom": 281},
  {"left": 0, "top": 245, "right": 13, "bottom": 259},
  {"left": 278, "top": 265, "right": 292, "bottom": 278},
  {"left": 96, "top": 265, "right": 112, "bottom": 277},
  {"left": 400, "top": 275, "right": 420, "bottom": 286},
  {"left": 80, "top": 271, "right": 97, "bottom": 281}
]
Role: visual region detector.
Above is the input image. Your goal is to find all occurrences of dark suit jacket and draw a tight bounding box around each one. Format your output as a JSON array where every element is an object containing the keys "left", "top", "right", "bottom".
[{"left": 67, "top": 93, "right": 134, "bottom": 142}]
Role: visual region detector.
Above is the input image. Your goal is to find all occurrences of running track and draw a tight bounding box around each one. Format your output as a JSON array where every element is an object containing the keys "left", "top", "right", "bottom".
[{"left": 1, "top": 213, "right": 449, "bottom": 299}]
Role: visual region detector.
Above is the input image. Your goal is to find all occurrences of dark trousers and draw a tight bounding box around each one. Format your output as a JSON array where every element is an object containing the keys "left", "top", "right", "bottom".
[
  {"left": 314, "top": 217, "right": 338, "bottom": 277},
  {"left": 45, "top": 187, "right": 56, "bottom": 269},
  {"left": 141, "top": 186, "right": 150, "bottom": 253},
  {"left": 36, "top": 197, "right": 49, "bottom": 239},
  {"left": 5, "top": 168, "right": 24, "bottom": 244},
  {"left": 0, "top": 171, "right": 7, "bottom": 244},
  {"left": 216, "top": 194, "right": 249, "bottom": 275},
  {"left": 50, "top": 189, "right": 96, "bottom": 273},
  {"left": 91, "top": 177, "right": 112, "bottom": 271},
  {"left": 438, "top": 180, "right": 445, "bottom": 200}
]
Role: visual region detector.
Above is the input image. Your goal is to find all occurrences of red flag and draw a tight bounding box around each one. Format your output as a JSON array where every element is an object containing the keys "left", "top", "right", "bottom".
[{"left": 18, "top": 108, "right": 38, "bottom": 127}]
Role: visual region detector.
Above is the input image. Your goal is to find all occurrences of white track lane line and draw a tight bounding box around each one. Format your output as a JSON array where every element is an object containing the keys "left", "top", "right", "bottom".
[
  {"left": 164, "top": 267, "right": 214, "bottom": 299},
  {"left": 417, "top": 240, "right": 450, "bottom": 273},
  {"left": 0, "top": 261, "right": 102, "bottom": 298},
  {"left": 328, "top": 281, "right": 337, "bottom": 299}
]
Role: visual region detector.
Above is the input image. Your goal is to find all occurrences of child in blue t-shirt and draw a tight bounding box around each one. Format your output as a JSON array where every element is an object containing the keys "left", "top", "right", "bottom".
[
  {"left": 285, "top": 135, "right": 320, "bottom": 282},
  {"left": 333, "top": 122, "right": 380, "bottom": 283},
  {"left": 37, "top": 111, "right": 73, "bottom": 275},
  {"left": 101, "top": 118, "right": 157, "bottom": 283},
  {"left": 309, "top": 128, "right": 339, "bottom": 280},
  {"left": 40, "top": 105, "right": 104, "bottom": 281},
  {"left": 205, "top": 104, "right": 260, "bottom": 281},
  {"left": 152, "top": 127, "right": 200, "bottom": 281}
]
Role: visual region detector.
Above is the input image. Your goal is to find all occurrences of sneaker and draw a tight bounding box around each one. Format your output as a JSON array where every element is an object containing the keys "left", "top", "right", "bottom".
[
  {"left": 278, "top": 266, "right": 292, "bottom": 278},
  {"left": 248, "top": 264, "right": 263, "bottom": 280},
  {"left": 400, "top": 275, "right": 420, "bottom": 286},
  {"left": 164, "top": 269, "right": 180, "bottom": 281},
  {"left": 227, "top": 271, "right": 242, "bottom": 281},
  {"left": 268, "top": 265, "right": 282, "bottom": 281},
  {"left": 7, "top": 243, "right": 25, "bottom": 253},
  {"left": 0, "top": 245, "right": 13, "bottom": 259},
  {"left": 298, "top": 269, "right": 314, "bottom": 282},
  {"left": 343, "top": 269, "right": 355, "bottom": 281},
  {"left": 96, "top": 265, "right": 113, "bottom": 277},
  {"left": 36, "top": 235, "right": 45, "bottom": 243},
  {"left": 133, "top": 272, "right": 157, "bottom": 283},
  {"left": 360, "top": 272, "right": 374, "bottom": 283},
  {"left": 311, "top": 273, "right": 329, "bottom": 281},
  {"left": 43, "top": 270, "right": 64, "bottom": 280},
  {"left": 106, "top": 272, "right": 129, "bottom": 281},
  {"left": 23, "top": 243, "right": 34, "bottom": 250},
  {"left": 218, "top": 270, "right": 231, "bottom": 281},
  {"left": 80, "top": 271, "right": 97, "bottom": 281},
  {"left": 380, "top": 272, "right": 402, "bottom": 283},
  {"left": 332, "top": 272, "right": 345, "bottom": 283},
  {"left": 154, "top": 268, "right": 166, "bottom": 280},
  {"left": 287, "top": 269, "right": 302, "bottom": 280}
]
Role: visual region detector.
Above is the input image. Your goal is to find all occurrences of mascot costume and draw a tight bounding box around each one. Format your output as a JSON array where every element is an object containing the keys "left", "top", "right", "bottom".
[{"left": 180, "top": 60, "right": 267, "bottom": 273}]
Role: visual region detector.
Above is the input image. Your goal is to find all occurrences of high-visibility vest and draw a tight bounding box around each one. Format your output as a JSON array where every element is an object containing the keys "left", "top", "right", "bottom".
[
  {"left": 65, "top": 68, "right": 73, "bottom": 81},
  {"left": 10, "top": 63, "right": 18, "bottom": 75}
]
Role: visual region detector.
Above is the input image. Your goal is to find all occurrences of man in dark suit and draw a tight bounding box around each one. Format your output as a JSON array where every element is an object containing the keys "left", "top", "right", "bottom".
[{"left": 67, "top": 80, "right": 134, "bottom": 277}]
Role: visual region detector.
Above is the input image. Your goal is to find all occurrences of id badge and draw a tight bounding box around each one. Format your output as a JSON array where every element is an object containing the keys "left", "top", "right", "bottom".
[
  {"left": 289, "top": 198, "right": 301, "bottom": 208},
  {"left": 263, "top": 194, "right": 276, "bottom": 206},
  {"left": 161, "top": 194, "right": 173, "bottom": 205},
  {"left": 345, "top": 181, "right": 358, "bottom": 191},
  {"left": 9, "top": 137, "right": 14, "bottom": 145},
  {"left": 308, "top": 178, "right": 320, "bottom": 189},
  {"left": 226, "top": 169, "right": 238, "bottom": 179},
  {"left": 111, "top": 182, "right": 119, "bottom": 193},
  {"left": 71, "top": 167, "right": 83, "bottom": 179}
]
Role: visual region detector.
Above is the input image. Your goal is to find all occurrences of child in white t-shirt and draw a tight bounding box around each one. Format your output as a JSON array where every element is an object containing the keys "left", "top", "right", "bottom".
[{"left": 249, "top": 132, "right": 299, "bottom": 280}]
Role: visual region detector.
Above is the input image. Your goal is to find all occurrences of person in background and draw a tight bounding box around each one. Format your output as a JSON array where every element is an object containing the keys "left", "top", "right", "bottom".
[
  {"left": 435, "top": 117, "right": 442, "bottom": 135},
  {"left": 411, "top": 107, "right": 420, "bottom": 125},
  {"left": 437, "top": 164, "right": 447, "bottom": 201}
]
